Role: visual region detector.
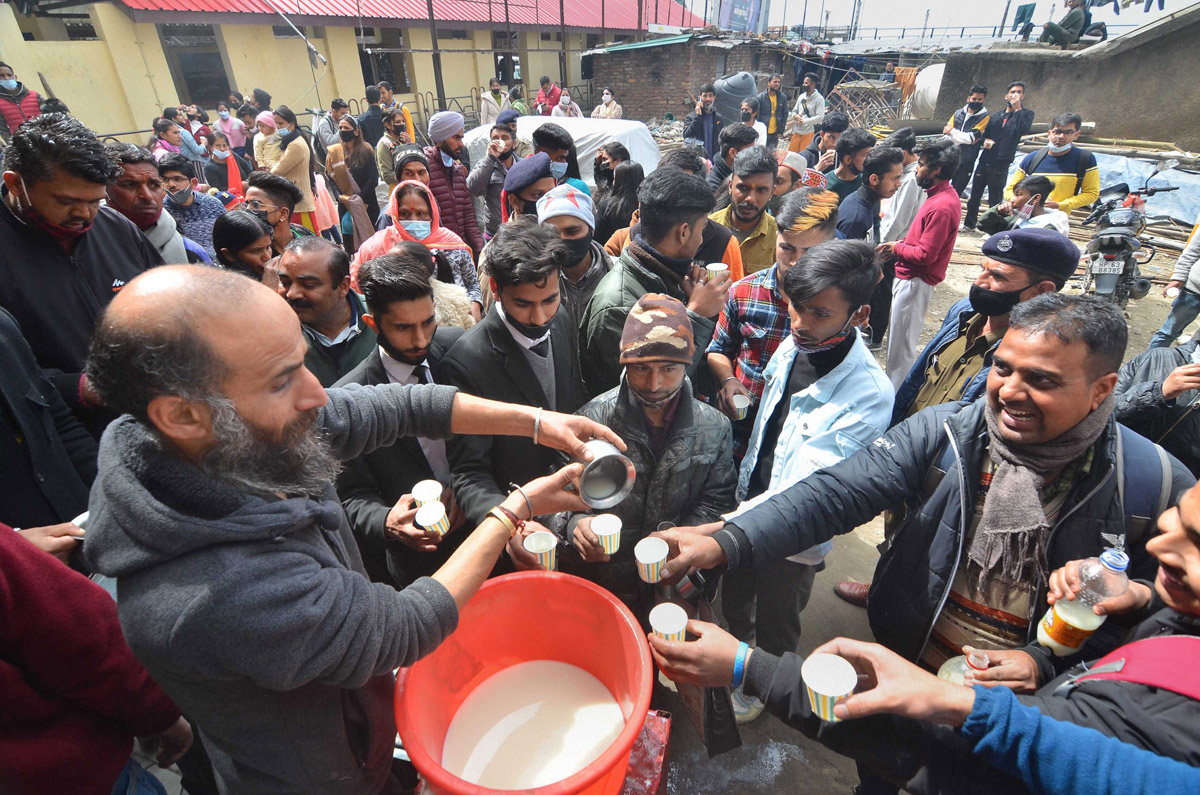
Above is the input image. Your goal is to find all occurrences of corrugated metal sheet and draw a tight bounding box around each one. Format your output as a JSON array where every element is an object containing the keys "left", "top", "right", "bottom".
[
  {"left": 597, "top": 33, "right": 693, "bottom": 52},
  {"left": 114, "top": 0, "right": 707, "bottom": 30}
]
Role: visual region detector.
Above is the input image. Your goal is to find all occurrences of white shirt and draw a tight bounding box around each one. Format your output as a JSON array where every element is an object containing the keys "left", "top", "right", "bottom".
[
  {"left": 879, "top": 161, "right": 926, "bottom": 243},
  {"left": 378, "top": 347, "right": 451, "bottom": 482},
  {"left": 792, "top": 90, "right": 825, "bottom": 134},
  {"left": 752, "top": 121, "right": 768, "bottom": 147},
  {"left": 495, "top": 303, "right": 551, "bottom": 349},
  {"left": 1019, "top": 209, "right": 1071, "bottom": 235}
]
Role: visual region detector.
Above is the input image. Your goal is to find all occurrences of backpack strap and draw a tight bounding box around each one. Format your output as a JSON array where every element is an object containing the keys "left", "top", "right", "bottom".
[
  {"left": 1074, "top": 636, "right": 1200, "bottom": 702},
  {"left": 1074, "top": 150, "right": 1091, "bottom": 195},
  {"left": 1025, "top": 146, "right": 1050, "bottom": 179},
  {"left": 1115, "top": 425, "right": 1171, "bottom": 554}
]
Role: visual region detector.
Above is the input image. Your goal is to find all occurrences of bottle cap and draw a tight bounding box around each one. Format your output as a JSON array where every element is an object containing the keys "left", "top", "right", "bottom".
[
  {"left": 966, "top": 650, "right": 990, "bottom": 671},
  {"left": 1100, "top": 549, "right": 1130, "bottom": 572}
]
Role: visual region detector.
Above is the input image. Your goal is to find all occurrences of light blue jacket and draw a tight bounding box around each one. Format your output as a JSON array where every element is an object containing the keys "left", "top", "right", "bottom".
[{"left": 727, "top": 331, "right": 894, "bottom": 564}]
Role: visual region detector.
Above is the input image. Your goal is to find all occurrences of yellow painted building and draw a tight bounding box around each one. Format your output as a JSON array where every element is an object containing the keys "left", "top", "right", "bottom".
[{"left": 0, "top": 0, "right": 697, "bottom": 141}]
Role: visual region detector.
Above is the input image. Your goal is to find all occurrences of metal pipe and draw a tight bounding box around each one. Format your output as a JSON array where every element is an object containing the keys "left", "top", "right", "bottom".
[{"left": 424, "top": 0, "right": 447, "bottom": 110}]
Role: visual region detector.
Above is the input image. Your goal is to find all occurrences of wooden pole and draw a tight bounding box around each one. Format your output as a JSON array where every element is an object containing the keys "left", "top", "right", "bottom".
[
  {"left": 559, "top": 0, "right": 569, "bottom": 87},
  {"left": 425, "top": 0, "right": 447, "bottom": 110}
]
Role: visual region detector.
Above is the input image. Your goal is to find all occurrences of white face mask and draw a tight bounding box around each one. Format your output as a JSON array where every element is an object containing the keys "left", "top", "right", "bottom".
[
  {"left": 559, "top": 95, "right": 571, "bottom": 106},
  {"left": 602, "top": 93, "right": 613, "bottom": 105}
]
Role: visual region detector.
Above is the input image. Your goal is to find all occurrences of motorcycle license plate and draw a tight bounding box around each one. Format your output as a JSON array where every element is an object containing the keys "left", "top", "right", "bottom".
[{"left": 1091, "top": 260, "right": 1124, "bottom": 275}]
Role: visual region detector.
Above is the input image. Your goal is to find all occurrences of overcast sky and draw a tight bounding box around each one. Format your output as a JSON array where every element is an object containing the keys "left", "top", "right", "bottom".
[{"left": 682, "top": 0, "right": 1181, "bottom": 36}]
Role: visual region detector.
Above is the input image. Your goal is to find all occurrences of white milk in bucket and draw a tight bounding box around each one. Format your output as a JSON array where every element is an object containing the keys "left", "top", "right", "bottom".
[{"left": 441, "top": 660, "right": 625, "bottom": 789}]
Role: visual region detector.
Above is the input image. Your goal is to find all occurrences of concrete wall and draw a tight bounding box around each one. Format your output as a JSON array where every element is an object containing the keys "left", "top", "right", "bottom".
[{"left": 934, "top": 9, "right": 1200, "bottom": 152}]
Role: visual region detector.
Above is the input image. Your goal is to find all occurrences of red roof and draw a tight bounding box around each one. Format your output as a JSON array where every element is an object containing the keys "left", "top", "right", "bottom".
[{"left": 114, "top": 0, "right": 706, "bottom": 31}]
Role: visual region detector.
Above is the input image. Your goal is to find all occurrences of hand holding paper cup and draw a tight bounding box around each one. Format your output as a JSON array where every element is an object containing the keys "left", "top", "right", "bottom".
[
  {"left": 592, "top": 514, "right": 623, "bottom": 555},
  {"left": 412, "top": 479, "right": 443, "bottom": 507},
  {"left": 649, "top": 602, "right": 688, "bottom": 642},
  {"left": 731, "top": 393, "right": 751, "bottom": 421},
  {"left": 801, "top": 653, "right": 858, "bottom": 722},
  {"left": 635, "top": 537, "right": 669, "bottom": 583},
  {"left": 415, "top": 501, "right": 451, "bottom": 538},
  {"left": 523, "top": 530, "right": 558, "bottom": 571}
]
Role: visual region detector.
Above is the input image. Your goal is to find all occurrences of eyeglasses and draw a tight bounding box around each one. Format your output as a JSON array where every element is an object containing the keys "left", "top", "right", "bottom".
[{"left": 245, "top": 199, "right": 284, "bottom": 211}]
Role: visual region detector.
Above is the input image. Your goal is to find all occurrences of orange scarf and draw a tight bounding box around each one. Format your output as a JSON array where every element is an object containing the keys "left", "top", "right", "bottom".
[{"left": 225, "top": 154, "right": 244, "bottom": 197}]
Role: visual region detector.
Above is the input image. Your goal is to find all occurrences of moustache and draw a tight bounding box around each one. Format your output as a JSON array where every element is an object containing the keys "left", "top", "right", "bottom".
[{"left": 287, "top": 299, "right": 314, "bottom": 310}]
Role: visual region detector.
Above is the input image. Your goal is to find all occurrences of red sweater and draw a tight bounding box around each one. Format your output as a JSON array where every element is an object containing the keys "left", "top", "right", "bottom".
[
  {"left": 893, "top": 180, "right": 960, "bottom": 285},
  {"left": 0, "top": 526, "right": 180, "bottom": 795}
]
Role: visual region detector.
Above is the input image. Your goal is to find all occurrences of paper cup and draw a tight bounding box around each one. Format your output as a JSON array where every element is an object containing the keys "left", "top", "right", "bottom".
[
  {"left": 731, "top": 393, "right": 751, "bottom": 421},
  {"left": 592, "top": 514, "right": 623, "bottom": 555},
  {"left": 705, "top": 263, "right": 730, "bottom": 282},
  {"left": 635, "top": 537, "right": 669, "bottom": 583},
  {"left": 801, "top": 653, "right": 858, "bottom": 722},
  {"left": 523, "top": 531, "right": 558, "bottom": 571},
  {"left": 412, "top": 479, "right": 443, "bottom": 507},
  {"left": 415, "top": 501, "right": 450, "bottom": 537},
  {"left": 649, "top": 602, "right": 689, "bottom": 642},
  {"left": 1167, "top": 286, "right": 1181, "bottom": 299}
]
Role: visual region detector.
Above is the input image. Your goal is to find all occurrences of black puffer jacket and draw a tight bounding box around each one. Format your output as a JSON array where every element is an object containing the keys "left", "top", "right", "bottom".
[
  {"left": 1115, "top": 335, "right": 1200, "bottom": 476},
  {"left": 716, "top": 398, "right": 1195, "bottom": 662},
  {"left": 740, "top": 602, "right": 1200, "bottom": 794}
]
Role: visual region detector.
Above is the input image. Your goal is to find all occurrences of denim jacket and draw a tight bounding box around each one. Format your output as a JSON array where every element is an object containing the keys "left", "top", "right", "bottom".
[{"left": 727, "top": 331, "right": 894, "bottom": 564}]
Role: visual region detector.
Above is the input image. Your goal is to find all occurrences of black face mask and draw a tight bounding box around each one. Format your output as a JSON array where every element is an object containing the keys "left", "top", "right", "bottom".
[
  {"left": 505, "top": 311, "right": 555, "bottom": 340},
  {"left": 339, "top": 129, "right": 357, "bottom": 142},
  {"left": 562, "top": 232, "right": 594, "bottom": 268},
  {"left": 740, "top": 111, "right": 753, "bottom": 123},
  {"left": 967, "top": 101, "right": 984, "bottom": 112},
  {"left": 968, "top": 283, "right": 1025, "bottom": 317},
  {"left": 517, "top": 198, "right": 539, "bottom": 217},
  {"left": 249, "top": 208, "right": 273, "bottom": 226}
]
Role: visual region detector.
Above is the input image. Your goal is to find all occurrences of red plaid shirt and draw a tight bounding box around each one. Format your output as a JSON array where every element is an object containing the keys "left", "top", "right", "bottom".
[{"left": 706, "top": 265, "right": 790, "bottom": 402}]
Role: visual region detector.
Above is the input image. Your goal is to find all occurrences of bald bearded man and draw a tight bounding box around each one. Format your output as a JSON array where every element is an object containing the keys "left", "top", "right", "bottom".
[{"left": 81, "top": 266, "right": 621, "bottom": 795}]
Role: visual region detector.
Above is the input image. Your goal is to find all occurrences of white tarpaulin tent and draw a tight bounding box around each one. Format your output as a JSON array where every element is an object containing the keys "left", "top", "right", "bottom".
[
  {"left": 905, "top": 62, "right": 944, "bottom": 120},
  {"left": 465, "top": 117, "right": 662, "bottom": 188}
]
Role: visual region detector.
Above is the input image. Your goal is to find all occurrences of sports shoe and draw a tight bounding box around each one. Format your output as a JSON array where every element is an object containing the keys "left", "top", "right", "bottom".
[{"left": 730, "top": 683, "right": 765, "bottom": 724}]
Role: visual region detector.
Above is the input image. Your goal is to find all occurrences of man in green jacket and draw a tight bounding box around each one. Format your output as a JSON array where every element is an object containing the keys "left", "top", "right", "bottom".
[
  {"left": 579, "top": 168, "right": 731, "bottom": 397},
  {"left": 276, "top": 237, "right": 377, "bottom": 386},
  {"left": 1040, "top": 0, "right": 1086, "bottom": 47}
]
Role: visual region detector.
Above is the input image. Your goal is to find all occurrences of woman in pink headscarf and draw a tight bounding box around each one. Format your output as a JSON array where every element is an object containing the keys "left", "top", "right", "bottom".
[{"left": 351, "top": 180, "right": 483, "bottom": 321}]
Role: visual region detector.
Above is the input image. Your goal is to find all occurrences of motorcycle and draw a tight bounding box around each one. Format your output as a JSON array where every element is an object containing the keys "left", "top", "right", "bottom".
[{"left": 1081, "top": 158, "right": 1180, "bottom": 308}]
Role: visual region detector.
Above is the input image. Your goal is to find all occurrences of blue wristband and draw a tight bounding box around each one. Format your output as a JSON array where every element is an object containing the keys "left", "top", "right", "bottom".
[{"left": 732, "top": 641, "right": 749, "bottom": 689}]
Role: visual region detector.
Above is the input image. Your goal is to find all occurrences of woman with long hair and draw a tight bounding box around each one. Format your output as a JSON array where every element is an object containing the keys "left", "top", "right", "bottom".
[
  {"left": 325, "top": 114, "right": 381, "bottom": 229},
  {"left": 212, "top": 210, "right": 275, "bottom": 284},
  {"left": 204, "top": 131, "right": 251, "bottom": 196},
  {"left": 351, "top": 180, "right": 482, "bottom": 321},
  {"left": 270, "top": 106, "right": 319, "bottom": 233},
  {"left": 148, "top": 118, "right": 183, "bottom": 162},
  {"left": 213, "top": 100, "right": 248, "bottom": 157},
  {"left": 594, "top": 161, "right": 644, "bottom": 245}
]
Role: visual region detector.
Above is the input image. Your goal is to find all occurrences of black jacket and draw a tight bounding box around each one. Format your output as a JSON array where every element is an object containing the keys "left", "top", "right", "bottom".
[
  {"left": 356, "top": 106, "right": 385, "bottom": 151},
  {"left": 683, "top": 109, "right": 722, "bottom": 159},
  {"left": 0, "top": 191, "right": 162, "bottom": 411},
  {"left": 440, "top": 307, "right": 585, "bottom": 526},
  {"left": 0, "top": 308, "right": 97, "bottom": 530},
  {"left": 203, "top": 153, "right": 252, "bottom": 192},
  {"left": 333, "top": 329, "right": 465, "bottom": 587},
  {"left": 756, "top": 89, "right": 789, "bottom": 137},
  {"left": 1115, "top": 336, "right": 1200, "bottom": 476},
  {"left": 836, "top": 184, "right": 881, "bottom": 241},
  {"left": 717, "top": 398, "right": 1195, "bottom": 662},
  {"left": 979, "top": 107, "right": 1036, "bottom": 165},
  {"left": 740, "top": 602, "right": 1200, "bottom": 794}
]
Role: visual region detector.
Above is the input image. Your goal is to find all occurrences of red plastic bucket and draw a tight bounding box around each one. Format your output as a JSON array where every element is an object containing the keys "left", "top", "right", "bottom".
[{"left": 395, "top": 571, "right": 653, "bottom": 795}]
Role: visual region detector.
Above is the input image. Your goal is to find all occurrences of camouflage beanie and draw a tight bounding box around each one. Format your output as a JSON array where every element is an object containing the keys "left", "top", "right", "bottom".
[{"left": 619, "top": 293, "right": 694, "bottom": 366}]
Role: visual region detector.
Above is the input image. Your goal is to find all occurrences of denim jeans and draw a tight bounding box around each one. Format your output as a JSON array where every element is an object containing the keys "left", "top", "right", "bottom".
[{"left": 1149, "top": 289, "right": 1200, "bottom": 349}]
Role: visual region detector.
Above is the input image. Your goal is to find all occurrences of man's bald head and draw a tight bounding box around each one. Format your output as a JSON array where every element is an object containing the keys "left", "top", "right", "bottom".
[{"left": 88, "top": 265, "right": 285, "bottom": 422}]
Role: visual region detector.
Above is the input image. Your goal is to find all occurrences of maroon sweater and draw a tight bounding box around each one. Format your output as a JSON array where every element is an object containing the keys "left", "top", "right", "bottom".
[
  {"left": 0, "top": 526, "right": 180, "bottom": 795},
  {"left": 423, "top": 145, "right": 485, "bottom": 256},
  {"left": 893, "top": 180, "right": 960, "bottom": 285}
]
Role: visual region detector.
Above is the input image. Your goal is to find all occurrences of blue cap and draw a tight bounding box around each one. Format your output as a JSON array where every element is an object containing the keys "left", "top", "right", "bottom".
[
  {"left": 503, "top": 152, "right": 553, "bottom": 195},
  {"left": 496, "top": 109, "right": 520, "bottom": 126},
  {"left": 982, "top": 227, "right": 1080, "bottom": 282}
]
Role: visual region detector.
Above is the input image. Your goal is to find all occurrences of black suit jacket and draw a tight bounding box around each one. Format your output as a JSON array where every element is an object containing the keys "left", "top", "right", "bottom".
[
  {"left": 333, "top": 327, "right": 464, "bottom": 586},
  {"left": 440, "top": 307, "right": 585, "bottom": 526}
]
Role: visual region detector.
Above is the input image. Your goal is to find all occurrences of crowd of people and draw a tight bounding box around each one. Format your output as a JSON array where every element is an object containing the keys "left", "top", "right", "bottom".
[{"left": 1, "top": 60, "right": 1199, "bottom": 795}]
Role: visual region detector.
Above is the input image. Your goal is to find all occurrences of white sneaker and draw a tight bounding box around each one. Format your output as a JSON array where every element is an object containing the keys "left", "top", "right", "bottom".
[{"left": 730, "top": 684, "right": 765, "bottom": 724}]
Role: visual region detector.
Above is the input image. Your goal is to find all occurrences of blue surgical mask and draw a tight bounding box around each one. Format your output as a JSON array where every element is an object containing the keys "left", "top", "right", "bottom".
[
  {"left": 440, "top": 150, "right": 455, "bottom": 168},
  {"left": 550, "top": 161, "right": 568, "bottom": 181},
  {"left": 218, "top": 110, "right": 230, "bottom": 120},
  {"left": 0, "top": 80, "right": 17, "bottom": 91},
  {"left": 400, "top": 219, "right": 431, "bottom": 240},
  {"left": 1047, "top": 141, "right": 1072, "bottom": 155},
  {"left": 211, "top": 149, "right": 230, "bottom": 160}
]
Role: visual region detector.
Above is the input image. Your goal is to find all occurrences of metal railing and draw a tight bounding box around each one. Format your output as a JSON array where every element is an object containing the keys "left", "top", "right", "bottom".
[{"left": 770, "top": 22, "right": 1138, "bottom": 42}]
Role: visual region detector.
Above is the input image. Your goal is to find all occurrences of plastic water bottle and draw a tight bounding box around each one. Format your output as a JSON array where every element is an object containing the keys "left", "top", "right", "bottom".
[
  {"left": 937, "top": 649, "right": 990, "bottom": 686},
  {"left": 1036, "top": 549, "right": 1129, "bottom": 657}
]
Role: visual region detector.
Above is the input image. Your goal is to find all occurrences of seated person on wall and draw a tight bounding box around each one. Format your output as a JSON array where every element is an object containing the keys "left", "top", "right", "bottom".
[
  {"left": 649, "top": 480, "right": 1200, "bottom": 793},
  {"left": 562, "top": 294, "right": 737, "bottom": 614},
  {"left": 276, "top": 236, "right": 377, "bottom": 387},
  {"left": 335, "top": 252, "right": 468, "bottom": 587},
  {"left": 440, "top": 221, "right": 588, "bottom": 568}
]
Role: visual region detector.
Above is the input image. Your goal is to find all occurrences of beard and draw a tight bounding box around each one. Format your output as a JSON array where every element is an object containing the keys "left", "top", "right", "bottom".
[
  {"left": 378, "top": 333, "right": 427, "bottom": 366},
  {"left": 199, "top": 395, "right": 341, "bottom": 498},
  {"left": 734, "top": 201, "right": 764, "bottom": 224}
]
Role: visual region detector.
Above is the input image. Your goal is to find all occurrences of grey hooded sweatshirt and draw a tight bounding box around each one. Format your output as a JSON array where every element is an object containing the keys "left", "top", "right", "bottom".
[{"left": 85, "top": 383, "right": 461, "bottom": 795}]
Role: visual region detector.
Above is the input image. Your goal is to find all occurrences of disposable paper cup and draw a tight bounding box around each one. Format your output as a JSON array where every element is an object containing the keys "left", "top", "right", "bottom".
[
  {"left": 412, "top": 479, "right": 443, "bottom": 507},
  {"left": 635, "top": 537, "right": 669, "bottom": 583},
  {"left": 523, "top": 531, "right": 558, "bottom": 571},
  {"left": 731, "top": 393, "right": 751, "bottom": 421},
  {"left": 705, "top": 263, "right": 730, "bottom": 282},
  {"left": 649, "top": 602, "right": 689, "bottom": 642},
  {"left": 801, "top": 653, "right": 858, "bottom": 722},
  {"left": 1167, "top": 286, "right": 1181, "bottom": 299},
  {"left": 592, "top": 514, "right": 623, "bottom": 555},
  {"left": 415, "top": 501, "right": 450, "bottom": 537}
]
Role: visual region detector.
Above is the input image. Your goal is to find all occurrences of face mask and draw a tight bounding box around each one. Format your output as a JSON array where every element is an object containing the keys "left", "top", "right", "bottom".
[
  {"left": 400, "top": 219, "right": 431, "bottom": 240},
  {"left": 517, "top": 198, "right": 539, "bottom": 217},
  {"left": 968, "top": 283, "right": 1025, "bottom": 317},
  {"left": 1047, "top": 141, "right": 1072, "bottom": 155},
  {"left": 1013, "top": 200, "right": 1035, "bottom": 224},
  {"left": 249, "top": 208, "right": 272, "bottom": 225},
  {"left": 13, "top": 177, "right": 93, "bottom": 242},
  {"left": 218, "top": 110, "right": 230, "bottom": 120},
  {"left": 550, "top": 161, "right": 568, "bottom": 181},
  {"left": 740, "top": 111, "right": 753, "bottom": 123},
  {"left": 506, "top": 311, "right": 555, "bottom": 341},
  {"left": 339, "top": 129, "right": 357, "bottom": 143},
  {"left": 967, "top": 101, "right": 984, "bottom": 112},
  {"left": 631, "top": 382, "right": 683, "bottom": 411},
  {"left": 491, "top": 89, "right": 501, "bottom": 98},
  {"left": 212, "top": 149, "right": 230, "bottom": 160},
  {"left": 562, "top": 232, "right": 594, "bottom": 267},
  {"left": 0, "top": 79, "right": 17, "bottom": 91},
  {"left": 560, "top": 95, "right": 571, "bottom": 106},
  {"left": 602, "top": 94, "right": 613, "bottom": 104},
  {"left": 794, "top": 314, "right": 857, "bottom": 354},
  {"left": 167, "top": 185, "right": 193, "bottom": 205}
]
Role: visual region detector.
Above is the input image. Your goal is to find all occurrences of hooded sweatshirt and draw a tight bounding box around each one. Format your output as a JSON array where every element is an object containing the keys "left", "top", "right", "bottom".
[{"left": 84, "top": 384, "right": 461, "bottom": 795}]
